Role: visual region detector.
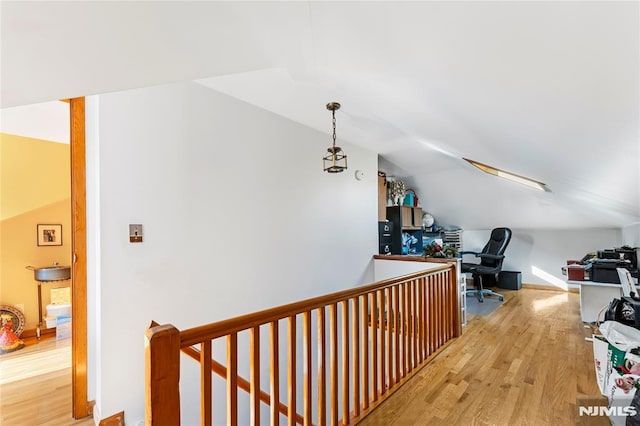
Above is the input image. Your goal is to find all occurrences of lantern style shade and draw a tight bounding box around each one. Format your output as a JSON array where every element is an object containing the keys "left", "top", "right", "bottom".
[{"left": 323, "top": 146, "right": 347, "bottom": 173}]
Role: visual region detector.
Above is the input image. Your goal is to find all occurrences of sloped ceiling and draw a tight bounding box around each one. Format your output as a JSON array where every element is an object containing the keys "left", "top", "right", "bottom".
[
  {"left": 1, "top": 1, "right": 638, "bottom": 229},
  {"left": 0, "top": 133, "right": 70, "bottom": 220}
]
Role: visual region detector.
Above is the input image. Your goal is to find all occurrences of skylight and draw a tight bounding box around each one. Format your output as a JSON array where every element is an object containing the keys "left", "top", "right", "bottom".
[{"left": 463, "top": 158, "right": 550, "bottom": 192}]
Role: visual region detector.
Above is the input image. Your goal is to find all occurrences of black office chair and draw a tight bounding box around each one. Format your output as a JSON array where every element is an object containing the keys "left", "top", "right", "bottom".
[{"left": 461, "top": 227, "right": 512, "bottom": 302}]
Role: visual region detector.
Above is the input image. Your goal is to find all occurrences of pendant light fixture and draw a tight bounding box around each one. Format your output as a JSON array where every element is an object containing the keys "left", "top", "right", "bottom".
[{"left": 323, "top": 102, "right": 347, "bottom": 173}]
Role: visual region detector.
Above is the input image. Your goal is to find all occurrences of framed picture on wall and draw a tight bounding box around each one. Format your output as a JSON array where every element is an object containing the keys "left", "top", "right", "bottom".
[{"left": 37, "top": 224, "right": 62, "bottom": 246}]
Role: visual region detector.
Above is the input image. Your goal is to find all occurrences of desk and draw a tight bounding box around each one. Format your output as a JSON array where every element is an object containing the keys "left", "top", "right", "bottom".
[{"left": 568, "top": 280, "right": 622, "bottom": 323}]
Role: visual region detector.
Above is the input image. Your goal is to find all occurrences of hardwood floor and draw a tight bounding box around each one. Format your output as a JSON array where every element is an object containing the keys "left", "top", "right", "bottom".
[
  {"left": 360, "top": 288, "right": 609, "bottom": 426},
  {"left": 0, "top": 337, "right": 94, "bottom": 426}
]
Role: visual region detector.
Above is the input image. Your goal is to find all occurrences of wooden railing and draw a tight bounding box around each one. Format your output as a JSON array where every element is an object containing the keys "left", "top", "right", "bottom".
[{"left": 145, "top": 264, "right": 461, "bottom": 425}]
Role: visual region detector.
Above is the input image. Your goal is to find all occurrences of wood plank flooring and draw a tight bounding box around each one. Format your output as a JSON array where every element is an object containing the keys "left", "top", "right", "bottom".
[
  {"left": 360, "top": 288, "right": 608, "bottom": 426},
  {"left": 0, "top": 337, "right": 93, "bottom": 426}
]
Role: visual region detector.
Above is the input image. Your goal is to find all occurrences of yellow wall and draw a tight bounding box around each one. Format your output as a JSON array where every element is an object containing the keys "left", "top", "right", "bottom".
[
  {"left": 0, "top": 134, "right": 71, "bottom": 330},
  {"left": 1, "top": 133, "right": 71, "bottom": 221}
]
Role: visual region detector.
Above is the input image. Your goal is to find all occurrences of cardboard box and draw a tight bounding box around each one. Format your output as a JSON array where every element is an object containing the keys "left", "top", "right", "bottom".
[{"left": 45, "top": 316, "right": 57, "bottom": 328}]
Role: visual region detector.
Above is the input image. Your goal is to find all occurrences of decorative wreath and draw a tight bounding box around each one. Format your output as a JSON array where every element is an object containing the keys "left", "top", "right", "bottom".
[{"left": 0, "top": 305, "right": 26, "bottom": 337}]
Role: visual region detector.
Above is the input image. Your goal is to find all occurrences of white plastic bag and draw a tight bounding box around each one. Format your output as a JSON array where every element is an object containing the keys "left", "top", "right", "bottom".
[
  {"left": 600, "top": 321, "right": 640, "bottom": 352},
  {"left": 593, "top": 335, "right": 610, "bottom": 395}
]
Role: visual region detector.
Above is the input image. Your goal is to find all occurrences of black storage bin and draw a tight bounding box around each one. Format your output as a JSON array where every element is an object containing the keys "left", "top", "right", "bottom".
[{"left": 498, "top": 271, "right": 522, "bottom": 290}]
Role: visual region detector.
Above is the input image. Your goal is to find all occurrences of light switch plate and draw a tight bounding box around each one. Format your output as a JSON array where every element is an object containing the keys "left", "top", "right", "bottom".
[{"left": 129, "top": 224, "right": 143, "bottom": 243}]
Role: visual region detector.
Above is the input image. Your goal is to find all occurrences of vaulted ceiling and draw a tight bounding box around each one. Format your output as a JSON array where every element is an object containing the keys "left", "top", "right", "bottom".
[{"left": 1, "top": 1, "right": 638, "bottom": 230}]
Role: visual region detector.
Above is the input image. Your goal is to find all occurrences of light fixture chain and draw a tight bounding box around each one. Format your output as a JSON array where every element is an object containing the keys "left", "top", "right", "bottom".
[
  {"left": 323, "top": 101, "right": 347, "bottom": 173},
  {"left": 332, "top": 110, "right": 337, "bottom": 147}
]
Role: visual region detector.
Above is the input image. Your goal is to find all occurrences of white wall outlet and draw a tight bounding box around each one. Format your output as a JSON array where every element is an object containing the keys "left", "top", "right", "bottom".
[{"left": 129, "top": 224, "right": 143, "bottom": 243}]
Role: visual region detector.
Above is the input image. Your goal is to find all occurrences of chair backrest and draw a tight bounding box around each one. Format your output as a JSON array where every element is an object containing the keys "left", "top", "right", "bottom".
[{"left": 480, "top": 227, "right": 512, "bottom": 268}]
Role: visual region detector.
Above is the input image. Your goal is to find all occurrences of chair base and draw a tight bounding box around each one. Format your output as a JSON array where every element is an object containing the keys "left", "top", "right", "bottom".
[
  {"left": 464, "top": 272, "right": 505, "bottom": 302},
  {"left": 466, "top": 288, "right": 504, "bottom": 303}
]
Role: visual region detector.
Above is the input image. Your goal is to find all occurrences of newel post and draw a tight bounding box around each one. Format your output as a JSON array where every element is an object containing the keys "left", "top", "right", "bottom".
[{"left": 146, "top": 323, "right": 181, "bottom": 425}]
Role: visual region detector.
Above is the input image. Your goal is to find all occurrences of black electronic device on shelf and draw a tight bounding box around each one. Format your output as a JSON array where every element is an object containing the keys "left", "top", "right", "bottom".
[{"left": 588, "top": 246, "right": 639, "bottom": 283}]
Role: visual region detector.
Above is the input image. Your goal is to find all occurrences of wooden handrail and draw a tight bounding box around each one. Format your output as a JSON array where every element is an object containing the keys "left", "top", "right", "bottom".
[
  {"left": 180, "top": 266, "right": 450, "bottom": 347},
  {"left": 146, "top": 263, "right": 460, "bottom": 425}
]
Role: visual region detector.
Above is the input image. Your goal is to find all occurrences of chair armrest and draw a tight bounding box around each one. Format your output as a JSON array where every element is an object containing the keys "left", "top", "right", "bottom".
[{"left": 477, "top": 253, "right": 504, "bottom": 261}]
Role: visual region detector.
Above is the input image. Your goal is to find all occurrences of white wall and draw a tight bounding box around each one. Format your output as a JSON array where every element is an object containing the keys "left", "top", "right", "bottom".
[
  {"left": 86, "top": 82, "right": 378, "bottom": 424},
  {"left": 622, "top": 223, "right": 640, "bottom": 247},
  {"left": 373, "top": 259, "right": 443, "bottom": 281},
  {"left": 463, "top": 228, "right": 622, "bottom": 290}
]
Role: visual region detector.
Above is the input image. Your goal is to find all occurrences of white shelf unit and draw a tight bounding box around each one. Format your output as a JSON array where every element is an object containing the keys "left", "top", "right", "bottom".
[{"left": 443, "top": 229, "right": 463, "bottom": 252}]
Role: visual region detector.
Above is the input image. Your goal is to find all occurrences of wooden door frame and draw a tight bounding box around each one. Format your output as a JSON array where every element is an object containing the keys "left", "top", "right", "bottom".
[{"left": 70, "top": 97, "right": 90, "bottom": 419}]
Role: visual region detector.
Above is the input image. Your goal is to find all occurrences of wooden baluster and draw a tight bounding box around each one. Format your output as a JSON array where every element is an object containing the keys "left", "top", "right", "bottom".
[
  {"left": 341, "top": 300, "right": 350, "bottom": 424},
  {"left": 394, "top": 285, "right": 400, "bottom": 385},
  {"left": 420, "top": 277, "right": 429, "bottom": 361},
  {"left": 424, "top": 277, "right": 430, "bottom": 357},
  {"left": 303, "top": 312, "right": 312, "bottom": 426},
  {"left": 371, "top": 291, "right": 378, "bottom": 402},
  {"left": 411, "top": 280, "right": 417, "bottom": 370},
  {"left": 438, "top": 273, "right": 447, "bottom": 346},
  {"left": 433, "top": 274, "right": 438, "bottom": 349},
  {"left": 442, "top": 272, "right": 447, "bottom": 342},
  {"left": 145, "top": 324, "right": 180, "bottom": 426},
  {"left": 380, "top": 289, "right": 387, "bottom": 397},
  {"left": 288, "top": 316, "right": 297, "bottom": 426},
  {"left": 330, "top": 303, "right": 339, "bottom": 426},
  {"left": 439, "top": 273, "right": 444, "bottom": 347},
  {"left": 418, "top": 278, "right": 424, "bottom": 363},
  {"left": 410, "top": 280, "right": 415, "bottom": 370},
  {"left": 414, "top": 279, "right": 420, "bottom": 363},
  {"left": 362, "top": 294, "right": 369, "bottom": 410},
  {"left": 433, "top": 275, "right": 442, "bottom": 349},
  {"left": 399, "top": 284, "right": 405, "bottom": 377},
  {"left": 386, "top": 286, "right": 393, "bottom": 389},
  {"left": 270, "top": 321, "right": 280, "bottom": 426},
  {"left": 352, "top": 297, "right": 360, "bottom": 418},
  {"left": 440, "top": 273, "right": 449, "bottom": 344},
  {"left": 403, "top": 282, "right": 409, "bottom": 376},
  {"left": 435, "top": 275, "right": 441, "bottom": 349},
  {"left": 414, "top": 279, "right": 420, "bottom": 364},
  {"left": 407, "top": 282, "right": 411, "bottom": 372},
  {"left": 249, "top": 328, "right": 260, "bottom": 426},
  {"left": 441, "top": 272, "right": 447, "bottom": 342},
  {"left": 446, "top": 271, "right": 452, "bottom": 340},
  {"left": 318, "top": 307, "right": 327, "bottom": 426},
  {"left": 227, "top": 333, "right": 238, "bottom": 426},
  {"left": 429, "top": 275, "right": 434, "bottom": 352},
  {"left": 442, "top": 272, "right": 448, "bottom": 342},
  {"left": 201, "top": 340, "right": 212, "bottom": 426}
]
